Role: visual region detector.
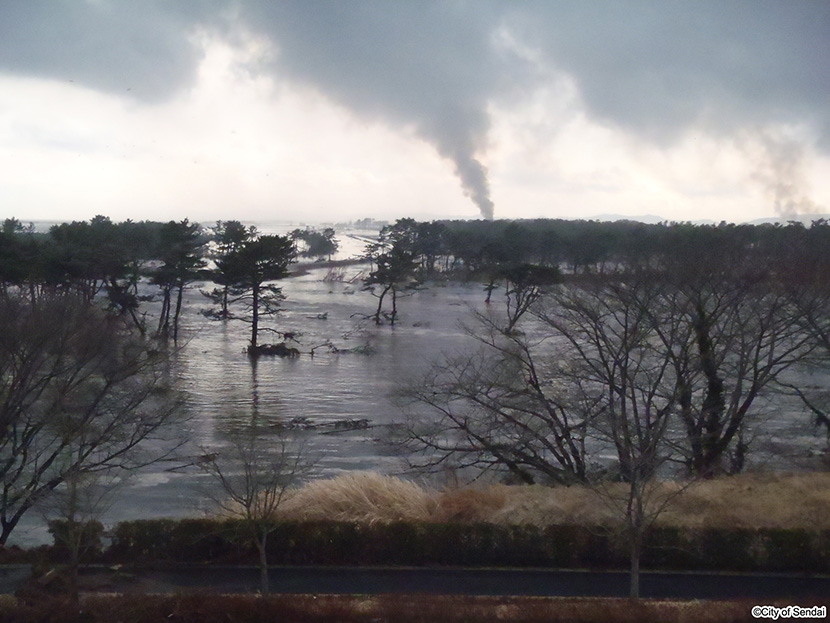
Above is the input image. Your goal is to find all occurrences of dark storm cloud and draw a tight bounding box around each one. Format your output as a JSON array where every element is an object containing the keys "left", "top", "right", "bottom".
[
  {"left": 509, "top": 1, "right": 830, "bottom": 145},
  {"left": 0, "top": 0, "right": 216, "bottom": 100},
  {"left": 234, "top": 1, "right": 513, "bottom": 219},
  {"left": 2, "top": 1, "right": 828, "bottom": 217}
]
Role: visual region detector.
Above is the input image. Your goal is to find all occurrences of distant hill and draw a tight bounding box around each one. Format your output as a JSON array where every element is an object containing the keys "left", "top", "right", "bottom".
[
  {"left": 586, "top": 213, "right": 669, "bottom": 224},
  {"left": 585, "top": 213, "right": 718, "bottom": 225},
  {"left": 747, "top": 213, "right": 830, "bottom": 225},
  {"left": 587, "top": 213, "right": 830, "bottom": 226}
]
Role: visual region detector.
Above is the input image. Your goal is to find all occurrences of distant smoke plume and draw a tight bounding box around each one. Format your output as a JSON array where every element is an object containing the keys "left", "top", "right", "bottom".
[
  {"left": 754, "top": 134, "right": 823, "bottom": 218},
  {"left": 446, "top": 150, "right": 494, "bottom": 220},
  {"left": 233, "top": 2, "right": 502, "bottom": 221}
]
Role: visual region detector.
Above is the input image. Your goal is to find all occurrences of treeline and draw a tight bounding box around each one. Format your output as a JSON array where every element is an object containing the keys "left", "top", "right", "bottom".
[
  {"left": 364, "top": 216, "right": 830, "bottom": 279},
  {"left": 359, "top": 216, "right": 830, "bottom": 325},
  {"left": 0, "top": 216, "right": 209, "bottom": 338},
  {"left": 0, "top": 217, "right": 339, "bottom": 345}
]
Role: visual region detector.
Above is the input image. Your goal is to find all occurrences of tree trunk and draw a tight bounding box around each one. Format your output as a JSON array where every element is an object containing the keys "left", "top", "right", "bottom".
[
  {"left": 256, "top": 532, "right": 269, "bottom": 594},
  {"left": 68, "top": 536, "right": 80, "bottom": 605},
  {"left": 373, "top": 286, "right": 390, "bottom": 324},
  {"left": 628, "top": 480, "right": 645, "bottom": 600},
  {"left": 629, "top": 537, "right": 641, "bottom": 599},
  {"left": 157, "top": 288, "right": 171, "bottom": 339},
  {"left": 693, "top": 304, "right": 726, "bottom": 478},
  {"left": 251, "top": 282, "right": 260, "bottom": 348},
  {"left": 172, "top": 281, "right": 184, "bottom": 342}
]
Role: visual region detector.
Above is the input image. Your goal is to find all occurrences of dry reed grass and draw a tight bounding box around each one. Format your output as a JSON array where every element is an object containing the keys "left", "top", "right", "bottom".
[
  {"left": 278, "top": 471, "right": 437, "bottom": 523},
  {"left": 271, "top": 470, "right": 830, "bottom": 530},
  {"left": 657, "top": 471, "right": 830, "bottom": 529}
]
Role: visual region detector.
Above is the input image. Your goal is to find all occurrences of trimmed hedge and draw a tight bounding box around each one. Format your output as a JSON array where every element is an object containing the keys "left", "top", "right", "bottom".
[{"left": 100, "top": 519, "right": 830, "bottom": 573}]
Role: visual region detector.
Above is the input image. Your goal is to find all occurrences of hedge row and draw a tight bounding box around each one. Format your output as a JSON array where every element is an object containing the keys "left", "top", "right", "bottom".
[{"left": 96, "top": 519, "right": 830, "bottom": 573}]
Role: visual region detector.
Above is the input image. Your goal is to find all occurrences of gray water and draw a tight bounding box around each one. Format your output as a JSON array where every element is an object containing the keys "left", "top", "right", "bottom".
[
  {"left": 9, "top": 229, "right": 827, "bottom": 545},
  {"left": 12, "top": 254, "right": 495, "bottom": 545}
]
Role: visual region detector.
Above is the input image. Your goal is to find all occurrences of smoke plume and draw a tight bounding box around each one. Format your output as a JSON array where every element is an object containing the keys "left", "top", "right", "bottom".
[
  {"left": 452, "top": 153, "right": 494, "bottom": 220},
  {"left": 754, "top": 134, "right": 824, "bottom": 218}
]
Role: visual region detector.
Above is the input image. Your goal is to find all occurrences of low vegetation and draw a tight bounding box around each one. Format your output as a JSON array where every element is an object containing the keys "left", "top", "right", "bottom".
[
  {"left": 0, "top": 593, "right": 781, "bottom": 623},
  {"left": 277, "top": 471, "right": 830, "bottom": 530},
  {"left": 278, "top": 472, "right": 437, "bottom": 524},
  {"left": 46, "top": 471, "right": 821, "bottom": 574}
]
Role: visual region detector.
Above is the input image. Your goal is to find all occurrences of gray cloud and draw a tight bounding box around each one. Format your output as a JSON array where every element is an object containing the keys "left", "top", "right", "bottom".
[
  {"left": 509, "top": 1, "right": 830, "bottom": 145},
  {"left": 2, "top": 1, "right": 828, "bottom": 218},
  {"left": 234, "top": 1, "right": 508, "bottom": 220},
  {"left": 0, "top": 0, "right": 216, "bottom": 101}
]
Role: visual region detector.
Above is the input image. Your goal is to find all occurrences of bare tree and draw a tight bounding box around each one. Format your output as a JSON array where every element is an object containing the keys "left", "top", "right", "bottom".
[
  {"left": 0, "top": 293, "right": 185, "bottom": 545},
  {"left": 200, "top": 426, "right": 310, "bottom": 594},
  {"left": 43, "top": 458, "right": 123, "bottom": 603},
  {"left": 775, "top": 222, "right": 830, "bottom": 448},
  {"left": 398, "top": 307, "right": 590, "bottom": 485},
  {"left": 402, "top": 275, "right": 687, "bottom": 598},
  {"left": 655, "top": 267, "right": 817, "bottom": 476},
  {"left": 536, "top": 277, "right": 685, "bottom": 599},
  {"left": 500, "top": 263, "right": 561, "bottom": 333},
  {"left": 400, "top": 253, "right": 822, "bottom": 594}
]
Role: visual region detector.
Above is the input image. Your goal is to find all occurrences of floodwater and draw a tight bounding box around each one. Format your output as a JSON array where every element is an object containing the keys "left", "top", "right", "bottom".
[
  {"left": 13, "top": 234, "right": 495, "bottom": 544},
  {"left": 10, "top": 229, "right": 827, "bottom": 545}
]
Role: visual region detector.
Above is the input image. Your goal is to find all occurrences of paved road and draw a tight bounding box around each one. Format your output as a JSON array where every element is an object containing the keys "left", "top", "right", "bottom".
[
  {"left": 3, "top": 564, "right": 828, "bottom": 599},
  {"left": 79, "top": 566, "right": 830, "bottom": 600}
]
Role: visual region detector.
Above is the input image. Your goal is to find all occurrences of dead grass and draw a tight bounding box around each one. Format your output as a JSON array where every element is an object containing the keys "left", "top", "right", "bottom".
[
  {"left": 271, "top": 470, "right": 830, "bottom": 530},
  {"left": 0, "top": 593, "right": 779, "bottom": 623},
  {"left": 658, "top": 471, "right": 830, "bottom": 529},
  {"left": 278, "top": 472, "right": 438, "bottom": 524}
]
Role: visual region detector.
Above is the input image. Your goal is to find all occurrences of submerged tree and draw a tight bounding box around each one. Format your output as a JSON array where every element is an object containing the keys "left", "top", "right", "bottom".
[
  {"left": 204, "top": 234, "right": 296, "bottom": 351},
  {"left": 290, "top": 227, "right": 339, "bottom": 260},
  {"left": 363, "top": 219, "right": 419, "bottom": 325},
  {"left": 202, "top": 221, "right": 258, "bottom": 320},
  {"left": 151, "top": 219, "right": 207, "bottom": 341}
]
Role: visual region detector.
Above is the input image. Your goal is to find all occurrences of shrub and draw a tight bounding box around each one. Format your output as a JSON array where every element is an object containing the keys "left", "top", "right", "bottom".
[
  {"left": 103, "top": 518, "right": 830, "bottom": 573},
  {"left": 47, "top": 519, "right": 104, "bottom": 562}
]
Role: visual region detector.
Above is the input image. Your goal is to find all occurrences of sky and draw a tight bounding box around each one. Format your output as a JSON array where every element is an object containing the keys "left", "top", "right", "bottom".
[{"left": 1, "top": 1, "right": 829, "bottom": 225}]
